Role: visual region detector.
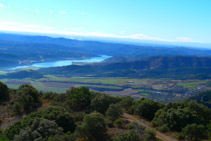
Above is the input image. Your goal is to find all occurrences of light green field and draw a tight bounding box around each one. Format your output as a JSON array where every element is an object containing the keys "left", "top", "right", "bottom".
[
  {"left": 0, "top": 71, "right": 7, "bottom": 75},
  {"left": 139, "top": 93, "right": 149, "bottom": 96},
  {"left": 136, "top": 89, "right": 154, "bottom": 93},
  {"left": 1, "top": 76, "right": 211, "bottom": 100},
  {"left": 7, "top": 84, "right": 20, "bottom": 89},
  {"left": 43, "top": 75, "right": 149, "bottom": 86},
  {"left": 74, "top": 84, "right": 122, "bottom": 90},
  {"left": 177, "top": 81, "right": 207, "bottom": 88}
]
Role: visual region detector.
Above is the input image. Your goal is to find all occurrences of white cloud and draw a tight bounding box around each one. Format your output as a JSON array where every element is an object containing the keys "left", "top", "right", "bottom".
[
  {"left": 127, "top": 34, "right": 170, "bottom": 42},
  {"left": 35, "top": 9, "right": 39, "bottom": 13},
  {"left": 0, "top": 4, "right": 4, "bottom": 8},
  {"left": 176, "top": 37, "right": 194, "bottom": 42},
  {"left": 24, "top": 24, "right": 41, "bottom": 28},
  {"left": 58, "top": 11, "right": 66, "bottom": 14},
  {"left": 0, "top": 23, "right": 203, "bottom": 43},
  {"left": 1, "top": 22, "right": 20, "bottom": 25},
  {"left": 42, "top": 26, "right": 53, "bottom": 30}
]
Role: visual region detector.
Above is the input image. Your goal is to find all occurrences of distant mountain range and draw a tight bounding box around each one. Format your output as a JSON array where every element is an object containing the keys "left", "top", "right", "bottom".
[
  {"left": 39, "top": 56, "right": 211, "bottom": 79},
  {"left": 1, "top": 33, "right": 211, "bottom": 73}
]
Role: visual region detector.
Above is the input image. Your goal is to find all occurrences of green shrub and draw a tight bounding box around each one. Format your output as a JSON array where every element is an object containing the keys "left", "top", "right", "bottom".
[
  {"left": 5, "top": 106, "right": 76, "bottom": 140},
  {"left": 14, "top": 119, "right": 63, "bottom": 141},
  {"left": 113, "top": 130, "right": 140, "bottom": 141},
  {"left": 158, "top": 124, "right": 169, "bottom": 133},
  {"left": 127, "top": 122, "right": 145, "bottom": 135},
  {"left": 0, "top": 81, "right": 9, "bottom": 100},
  {"left": 152, "top": 101, "right": 211, "bottom": 131},
  {"left": 114, "top": 119, "right": 123, "bottom": 128},
  {"left": 144, "top": 129, "right": 156, "bottom": 141},
  {"left": 80, "top": 112, "right": 107, "bottom": 141},
  {"left": 12, "top": 84, "right": 40, "bottom": 113},
  {"left": 120, "top": 96, "right": 134, "bottom": 110},
  {"left": 12, "top": 102, "right": 21, "bottom": 114},
  {"left": 106, "top": 103, "right": 123, "bottom": 121},
  {"left": 91, "top": 94, "right": 121, "bottom": 114},
  {"left": 42, "top": 92, "right": 56, "bottom": 100},
  {"left": 133, "top": 98, "right": 164, "bottom": 120},
  {"left": 66, "top": 87, "right": 91, "bottom": 110},
  {"left": 72, "top": 112, "right": 86, "bottom": 122},
  {"left": 47, "top": 132, "right": 76, "bottom": 141},
  {"left": 181, "top": 124, "right": 208, "bottom": 141},
  {"left": 106, "top": 119, "right": 114, "bottom": 128}
]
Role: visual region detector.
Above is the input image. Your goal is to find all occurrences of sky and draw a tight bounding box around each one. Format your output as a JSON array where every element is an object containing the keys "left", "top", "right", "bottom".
[{"left": 0, "top": 0, "right": 211, "bottom": 43}]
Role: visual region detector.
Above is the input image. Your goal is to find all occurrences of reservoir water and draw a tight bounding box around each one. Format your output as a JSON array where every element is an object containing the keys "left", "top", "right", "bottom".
[{"left": 10, "top": 55, "right": 111, "bottom": 70}]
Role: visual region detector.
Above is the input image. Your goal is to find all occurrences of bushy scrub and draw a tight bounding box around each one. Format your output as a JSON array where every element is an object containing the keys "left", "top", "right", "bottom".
[
  {"left": 0, "top": 81, "right": 9, "bottom": 100},
  {"left": 152, "top": 101, "right": 211, "bottom": 131},
  {"left": 14, "top": 119, "right": 63, "bottom": 141},
  {"left": 106, "top": 103, "right": 123, "bottom": 121},
  {"left": 113, "top": 130, "right": 140, "bottom": 141},
  {"left": 78, "top": 112, "right": 107, "bottom": 141},
  {"left": 133, "top": 98, "right": 164, "bottom": 120}
]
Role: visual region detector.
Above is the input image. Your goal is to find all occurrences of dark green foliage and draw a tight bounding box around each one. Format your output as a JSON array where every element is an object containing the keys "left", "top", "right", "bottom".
[
  {"left": 79, "top": 112, "right": 107, "bottom": 141},
  {"left": 120, "top": 96, "right": 134, "bottom": 111},
  {"left": 71, "top": 112, "right": 86, "bottom": 122},
  {"left": 4, "top": 117, "right": 40, "bottom": 140},
  {"left": 113, "top": 130, "right": 140, "bottom": 141},
  {"left": 47, "top": 133, "right": 76, "bottom": 141},
  {"left": 106, "top": 103, "right": 123, "bottom": 121},
  {"left": 12, "top": 102, "right": 22, "bottom": 114},
  {"left": 153, "top": 107, "right": 198, "bottom": 131},
  {"left": 5, "top": 106, "right": 76, "bottom": 140},
  {"left": 13, "top": 84, "right": 39, "bottom": 113},
  {"left": 144, "top": 129, "right": 156, "bottom": 141},
  {"left": 14, "top": 119, "right": 63, "bottom": 141},
  {"left": 1, "top": 82, "right": 211, "bottom": 141},
  {"left": 127, "top": 122, "right": 145, "bottom": 136},
  {"left": 133, "top": 98, "right": 164, "bottom": 120},
  {"left": 0, "top": 81, "right": 9, "bottom": 100},
  {"left": 30, "top": 106, "right": 76, "bottom": 133},
  {"left": 91, "top": 94, "right": 121, "bottom": 114},
  {"left": 188, "top": 90, "right": 211, "bottom": 108},
  {"left": 0, "top": 128, "right": 7, "bottom": 141},
  {"left": 152, "top": 101, "right": 211, "bottom": 131},
  {"left": 18, "top": 84, "right": 39, "bottom": 101},
  {"left": 208, "top": 121, "right": 211, "bottom": 138},
  {"left": 158, "top": 124, "right": 169, "bottom": 133},
  {"left": 66, "top": 87, "right": 91, "bottom": 110},
  {"left": 42, "top": 92, "right": 57, "bottom": 100},
  {"left": 114, "top": 119, "right": 123, "bottom": 128},
  {"left": 181, "top": 124, "right": 207, "bottom": 141}
]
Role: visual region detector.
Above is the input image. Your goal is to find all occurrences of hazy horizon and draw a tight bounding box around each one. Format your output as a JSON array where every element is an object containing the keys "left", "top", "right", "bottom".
[{"left": 0, "top": 0, "right": 210, "bottom": 45}]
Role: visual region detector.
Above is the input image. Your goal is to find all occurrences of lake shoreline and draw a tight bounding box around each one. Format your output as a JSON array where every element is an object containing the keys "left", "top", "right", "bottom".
[{"left": 8, "top": 55, "right": 111, "bottom": 71}]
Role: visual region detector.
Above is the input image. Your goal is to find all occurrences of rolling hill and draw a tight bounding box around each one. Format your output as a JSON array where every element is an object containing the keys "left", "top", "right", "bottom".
[{"left": 39, "top": 56, "right": 211, "bottom": 79}]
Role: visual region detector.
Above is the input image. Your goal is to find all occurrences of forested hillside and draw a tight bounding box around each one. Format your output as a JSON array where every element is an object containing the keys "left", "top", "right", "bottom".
[
  {"left": 39, "top": 56, "right": 211, "bottom": 79},
  {"left": 0, "top": 82, "right": 210, "bottom": 141}
]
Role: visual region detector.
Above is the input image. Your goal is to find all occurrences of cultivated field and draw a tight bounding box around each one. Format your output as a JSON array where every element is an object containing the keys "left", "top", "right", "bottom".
[{"left": 1, "top": 75, "right": 211, "bottom": 103}]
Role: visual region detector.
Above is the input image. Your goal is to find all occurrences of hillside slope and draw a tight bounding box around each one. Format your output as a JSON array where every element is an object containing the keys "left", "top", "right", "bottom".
[{"left": 39, "top": 56, "right": 211, "bottom": 79}]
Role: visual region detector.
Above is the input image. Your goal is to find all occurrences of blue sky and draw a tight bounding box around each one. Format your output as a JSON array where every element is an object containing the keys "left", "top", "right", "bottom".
[{"left": 0, "top": 0, "right": 211, "bottom": 43}]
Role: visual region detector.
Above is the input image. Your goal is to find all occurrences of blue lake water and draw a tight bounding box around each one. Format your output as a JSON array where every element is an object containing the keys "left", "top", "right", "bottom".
[{"left": 10, "top": 55, "right": 111, "bottom": 70}]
